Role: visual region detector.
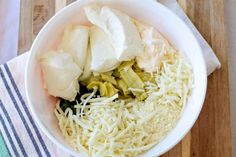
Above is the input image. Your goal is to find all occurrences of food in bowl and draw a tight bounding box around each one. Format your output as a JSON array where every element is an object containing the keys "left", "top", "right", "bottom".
[{"left": 39, "top": 5, "right": 193, "bottom": 157}]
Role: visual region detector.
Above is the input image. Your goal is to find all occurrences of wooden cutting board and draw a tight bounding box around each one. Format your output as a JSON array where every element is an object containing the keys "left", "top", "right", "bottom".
[{"left": 18, "top": 0, "right": 232, "bottom": 156}]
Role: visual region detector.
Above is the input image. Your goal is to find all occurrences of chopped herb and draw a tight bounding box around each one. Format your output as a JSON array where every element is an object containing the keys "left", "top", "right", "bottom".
[
  {"left": 59, "top": 99, "right": 76, "bottom": 114},
  {"left": 59, "top": 83, "right": 98, "bottom": 115}
]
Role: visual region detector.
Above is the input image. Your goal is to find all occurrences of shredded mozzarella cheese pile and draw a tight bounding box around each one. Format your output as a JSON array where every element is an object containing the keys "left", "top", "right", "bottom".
[{"left": 54, "top": 52, "right": 193, "bottom": 157}]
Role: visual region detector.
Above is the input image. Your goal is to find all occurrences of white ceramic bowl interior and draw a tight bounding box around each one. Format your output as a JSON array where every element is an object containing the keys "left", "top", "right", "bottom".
[{"left": 25, "top": 0, "right": 207, "bottom": 156}]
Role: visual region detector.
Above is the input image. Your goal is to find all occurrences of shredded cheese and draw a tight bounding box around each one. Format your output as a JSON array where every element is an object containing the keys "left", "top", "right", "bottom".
[
  {"left": 54, "top": 51, "right": 193, "bottom": 157},
  {"left": 128, "top": 88, "right": 145, "bottom": 93}
]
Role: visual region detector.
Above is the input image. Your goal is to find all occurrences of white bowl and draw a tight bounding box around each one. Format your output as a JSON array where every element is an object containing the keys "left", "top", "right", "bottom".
[{"left": 25, "top": 0, "right": 207, "bottom": 156}]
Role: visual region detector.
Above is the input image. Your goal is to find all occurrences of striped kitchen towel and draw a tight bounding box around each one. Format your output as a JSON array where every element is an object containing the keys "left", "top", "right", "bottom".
[
  {"left": 0, "top": 1, "right": 221, "bottom": 157},
  {"left": 0, "top": 53, "right": 71, "bottom": 157}
]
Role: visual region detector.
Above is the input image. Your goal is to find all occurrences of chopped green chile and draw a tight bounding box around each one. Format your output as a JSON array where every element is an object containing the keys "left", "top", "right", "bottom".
[
  {"left": 120, "top": 67, "right": 144, "bottom": 88},
  {"left": 117, "top": 60, "right": 135, "bottom": 72},
  {"left": 82, "top": 60, "right": 155, "bottom": 101},
  {"left": 136, "top": 92, "right": 148, "bottom": 101},
  {"left": 87, "top": 81, "right": 107, "bottom": 96},
  {"left": 83, "top": 75, "right": 101, "bottom": 85},
  {"left": 87, "top": 81, "right": 118, "bottom": 97},
  {"left": 101, "top": 74, "right": 117, "bottom": 85},
  {"left": 133, "top": 63, "right": 143, "bottom": 73},
  {"left": 119, "top": 67, "right": 147, "bottom": 101},
  {"left": 104, "top": 82, "right": 119, "bottom": 97},
  {"left": 117, "top": 79, "right": 130, "bottom": 96},
  {"left": 99, "top": 83, "right": 108, "bottom": 96},
  {"left": 112, "top": 69, "right": 120, "bottom": 78},
  {"left": 136, "top": 72, "right": 156, "bottom": 83}
]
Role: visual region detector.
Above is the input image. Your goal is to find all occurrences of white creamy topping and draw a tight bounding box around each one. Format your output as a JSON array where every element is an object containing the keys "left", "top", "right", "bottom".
[
  {"left": 58, "top": 25, "right": 89, "bottom": 70},
  {"left": 79, "top": 46, "right": 92, "bottom": 81},
  {"left": 90, "top": 26, "right": 120, "bottom": 72},
  {"left": 84, "top": 5, "right": 143, "bottom": 61},
  {"left": 40, "top": 51, "right": 82, "bottom": 101},
  {"left": 135, "top": 21, "right": 176, "bottom": 72}
]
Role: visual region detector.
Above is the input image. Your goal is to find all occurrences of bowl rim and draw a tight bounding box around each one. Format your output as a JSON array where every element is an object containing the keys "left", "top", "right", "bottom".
[{"left": 25, "top": 0, "right": 207, "bottom": 156}]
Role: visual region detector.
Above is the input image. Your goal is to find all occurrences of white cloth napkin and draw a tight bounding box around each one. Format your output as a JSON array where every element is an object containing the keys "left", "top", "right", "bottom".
[
  {"left": 158, "top": 0, "right": 221, "bottom": 75},
  {"left": 0, "top": 0, "right": 20, "bottom": 64}
]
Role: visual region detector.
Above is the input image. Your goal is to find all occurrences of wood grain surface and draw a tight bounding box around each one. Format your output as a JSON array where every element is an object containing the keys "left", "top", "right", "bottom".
[{"left": 18, "top": 0, "right": 232, "bottom": 156}]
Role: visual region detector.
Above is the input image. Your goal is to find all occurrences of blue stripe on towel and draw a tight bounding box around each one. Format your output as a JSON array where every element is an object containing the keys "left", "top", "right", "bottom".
[
  {"left": 0, "top": 67, "right": 43, "bottom": 157},
  {"left": 0, "top": 114, "right": 20, "bottom": 157},
  {"left": 4, "top": 64, "right": 51, "bottom": 157},
  {"left": 0, "top": 100, "right": 27, "bottom": 157}
]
